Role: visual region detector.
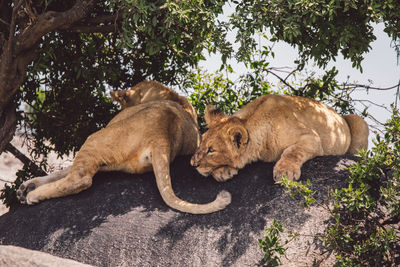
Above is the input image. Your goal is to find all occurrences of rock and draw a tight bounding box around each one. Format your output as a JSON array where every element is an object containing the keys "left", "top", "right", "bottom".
[
  {"left": 0, "top": 155, "right": 356, "bottom": 266},
  {"left": 0, "top": 245, "right": 93, "bottom": 267}
]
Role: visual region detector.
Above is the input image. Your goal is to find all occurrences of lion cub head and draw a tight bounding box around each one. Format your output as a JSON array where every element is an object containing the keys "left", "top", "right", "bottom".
[
  {"left": 110, "top": 80, "right": 178, "bottom": 109},
  {"left": 191, "top": 105, "right": 249, "bottom": 182},
  {"left": 110, "top": 80, "right": 197, "bottom": 123}
]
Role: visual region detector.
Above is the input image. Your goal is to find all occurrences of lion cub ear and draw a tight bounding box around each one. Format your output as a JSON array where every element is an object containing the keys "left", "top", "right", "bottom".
[
  {"left": 110, "top": 90, "right": 126, "bottom": 103},
  {"left": 227, "top": 125, "right": 249, "bottom": 150},
  {"left": 205, "top": 105, "right": 227, "bottom": 127}
]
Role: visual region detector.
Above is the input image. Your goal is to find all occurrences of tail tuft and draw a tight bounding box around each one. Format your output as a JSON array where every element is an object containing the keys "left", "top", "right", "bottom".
[{"left": 215, "top": 190, "right": 232, "bottom": 210}]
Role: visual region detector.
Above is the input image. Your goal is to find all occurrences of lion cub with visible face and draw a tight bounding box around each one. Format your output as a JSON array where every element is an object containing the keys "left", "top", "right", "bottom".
[
  {"left": 17, "top": 81, "right": 230, "bottom": 214},
  {"left": 191, "top": 94, "right": 369, "bottom": 182}
]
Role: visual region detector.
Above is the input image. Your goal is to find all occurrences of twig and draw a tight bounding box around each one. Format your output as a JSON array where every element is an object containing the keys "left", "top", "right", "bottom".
[
  {"left": 353, "top": 99, "right": 392, "bottom": 111},
  {"left": 345, "top": 83, "right": 400, "bottom": 91},
  {"left": 266, "top": 68, "right": 299, "bottom": 94},
  {"left": 284, "top": 69, "right": 297, "bottom": 82},
  {"left": 0, "top": 17, "right": 10, "bottom": 26}
]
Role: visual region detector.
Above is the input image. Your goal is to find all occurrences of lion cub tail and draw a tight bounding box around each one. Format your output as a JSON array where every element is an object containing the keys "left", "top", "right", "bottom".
[
  {"left": 342, "top": 114, "right": 369, "bottom": 154},
  {"left": 152, "top": 147, "right": 231, "bottom": 214}
]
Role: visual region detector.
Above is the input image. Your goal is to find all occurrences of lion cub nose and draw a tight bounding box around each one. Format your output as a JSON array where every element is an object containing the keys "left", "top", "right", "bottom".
[{"left": 190, "top": 154, "right": 199, "bottom": 167}]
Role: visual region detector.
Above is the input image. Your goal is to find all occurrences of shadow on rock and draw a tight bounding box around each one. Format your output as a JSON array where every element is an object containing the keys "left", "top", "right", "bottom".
[{"left": 0, "top": 155, "right": 356, "bottom": 266}]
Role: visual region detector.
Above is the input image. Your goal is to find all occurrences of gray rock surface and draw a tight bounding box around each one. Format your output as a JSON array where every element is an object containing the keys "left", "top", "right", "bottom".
[
  {"left": 0, "top": 155, "right": 356, "bottom": 266},
  {"left": 0, "top": 245, "right": 93, "bottom": 267}
]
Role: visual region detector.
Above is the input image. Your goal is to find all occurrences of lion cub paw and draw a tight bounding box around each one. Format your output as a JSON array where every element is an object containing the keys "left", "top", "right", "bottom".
[
  {"left": 17, "top": 180, "right": 38, "bottom": 204},
  {"left": 212, "top": 166, "right": 238, "bottom": 182},
  {"left": 273, "top": 161, "right": 301, "bottom": 181}
]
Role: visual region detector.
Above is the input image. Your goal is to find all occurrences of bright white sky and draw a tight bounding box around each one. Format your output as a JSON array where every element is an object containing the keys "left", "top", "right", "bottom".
[{"left": 198, "top": 18, "right": 400, "bottom": 147}]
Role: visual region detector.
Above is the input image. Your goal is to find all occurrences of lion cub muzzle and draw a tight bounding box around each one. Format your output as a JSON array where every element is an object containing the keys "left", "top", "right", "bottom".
[{"left": 190, "top": 152, "right": 201, "bottom": 168}]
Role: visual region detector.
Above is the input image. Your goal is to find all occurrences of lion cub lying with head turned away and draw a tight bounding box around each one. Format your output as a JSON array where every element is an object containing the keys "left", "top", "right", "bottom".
[
  {"left": 110, "top": 80, "right": 197, "bottom": 123},
  {"left": 191, "top": 94, "right": 369, "bottom": 182},
  {"left": 17, "top": 81, "right": 231, "bottom": 214}
]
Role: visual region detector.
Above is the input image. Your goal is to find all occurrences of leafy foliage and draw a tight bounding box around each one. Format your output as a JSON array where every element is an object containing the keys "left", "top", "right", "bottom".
[
  {"left": 276, "top": 178, "right": 316, "bottom": 208},
  {"left": 232, "top": 0, "right": 400, "bottom": 70},
  {"left": 258, "top": 219, "right": 297, "bottom": 266},
  {"left": 185, "top": 67, "right": 272, "bottom": 131},
  {"left": 323, "top": 107, "right": 400, "bottom": 265},
  {"left": 113, "top": 0, "right": 232, "bottom": 62}
]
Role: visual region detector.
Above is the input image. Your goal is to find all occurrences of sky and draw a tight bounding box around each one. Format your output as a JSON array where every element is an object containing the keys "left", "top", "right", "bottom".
[{"left": 198, "top": 20, "right": 400, "bottom": 147}]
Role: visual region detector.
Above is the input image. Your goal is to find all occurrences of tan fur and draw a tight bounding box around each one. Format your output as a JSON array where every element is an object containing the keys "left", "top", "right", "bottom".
[
  {"left": 191, "top": 94, "right": 369, "bottom": 182},
  {"left": 110, "top": 80, "right": 197, "bottom": 123},
  {"left": 17, "top": 85, "right": 230, "bottom": 214}
]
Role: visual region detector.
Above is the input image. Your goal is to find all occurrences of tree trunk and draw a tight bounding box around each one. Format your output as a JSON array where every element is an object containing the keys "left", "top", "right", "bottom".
[{"left": 0, "top": 102, "right": 16, "bottom": 153}]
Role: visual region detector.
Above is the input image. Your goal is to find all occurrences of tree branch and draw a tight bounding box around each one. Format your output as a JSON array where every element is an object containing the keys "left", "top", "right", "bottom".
[
  {"left": 0, "top": 17, "right": 9, "bottom": 26},
  {"left": 5, "top": 143, "right": 47, "bottom": 176},
  {"left": 63, "top": 24, "right": 118, "bottom": 33},
  {"left": 0, "top": 178, "right": 12, "bottom": 183},
  {"left": 15, "top": 0, "right": 95, "bottom": 54},
  {"left": 266, "top": 68, "right": 299, "bottom": 94},
  {"left": 59, "top": 13, "right": 122, "bottom": 33},
  {"left": 344, "top": 82, "right": 400, "bottom": 91},
  {"left": 81, "top": 13, "right": 122, "bottom": 25}
]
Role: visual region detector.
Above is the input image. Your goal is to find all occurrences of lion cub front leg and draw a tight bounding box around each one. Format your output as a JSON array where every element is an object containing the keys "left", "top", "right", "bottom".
[
  {"left": 273, "top": 135, "right": 323, "bottom": 181},
  {"left": 212, "top": 166, "right": 238, "bottom": 182},
  {"left": 24, "top": 165, "right": 94, "bottom": 205},
  {"left": 17, "top": 167, "right": 71, "bottom": 204}
]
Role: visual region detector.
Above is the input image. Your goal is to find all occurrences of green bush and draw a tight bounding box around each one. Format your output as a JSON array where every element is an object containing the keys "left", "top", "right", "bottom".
[
  {"left": 258, "top": 219, "right": 299, "bottom": 266},
  {"left": 323, "top": 107, "right": 400, "bottom": 266}
]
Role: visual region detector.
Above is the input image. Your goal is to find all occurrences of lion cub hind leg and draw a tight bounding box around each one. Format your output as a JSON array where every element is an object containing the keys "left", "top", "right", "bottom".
[
  {"left": 273, "top": 134, "right": 323, "bottom": 181},
  {"left": 24, "top": 165, "right": 95, "bottom": 205},
  {"left": 17, "top": 167, "right": 71, "bottom": 204},
  {"left": 151, "top": 145, "right": 231, "bottom": 214}
]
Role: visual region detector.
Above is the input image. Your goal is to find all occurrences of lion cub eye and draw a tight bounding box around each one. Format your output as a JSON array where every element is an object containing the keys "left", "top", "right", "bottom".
[{"left": 207, "top": 147, "right": 215, "bottom": 154}]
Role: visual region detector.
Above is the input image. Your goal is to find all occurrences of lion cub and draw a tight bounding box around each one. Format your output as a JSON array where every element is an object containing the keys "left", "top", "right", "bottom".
[
  {"left": 191, "top": 94, "right": 369, "bottom": 182},
  {"left": 17, "top": 81, "right": 231, "bottom": 214}
]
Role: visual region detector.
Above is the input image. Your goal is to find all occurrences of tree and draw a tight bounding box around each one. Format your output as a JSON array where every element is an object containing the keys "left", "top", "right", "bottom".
[{"left": 0, "top": 0, "right": 230, "bottom": 159}]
